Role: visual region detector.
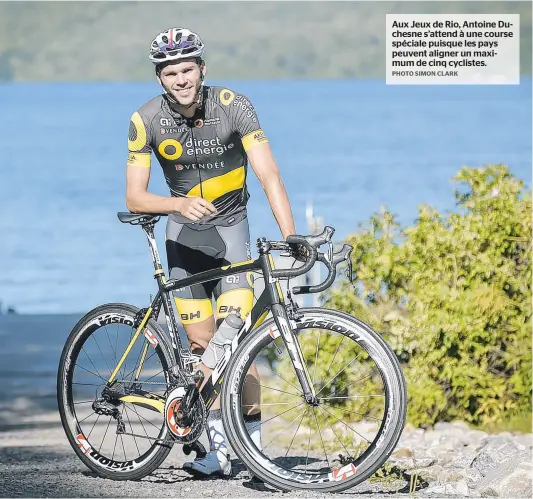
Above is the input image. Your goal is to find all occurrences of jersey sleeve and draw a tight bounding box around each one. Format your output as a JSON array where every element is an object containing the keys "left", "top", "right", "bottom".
[
  {"left": 127, "top": 111, "right": 152, "bottom": 168},
  {"left": 222, "top": 90, "right": 269, "bottom": 153}
]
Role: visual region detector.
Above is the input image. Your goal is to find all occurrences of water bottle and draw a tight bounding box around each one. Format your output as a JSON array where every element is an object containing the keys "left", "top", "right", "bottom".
[{"left": 201, "top": 313, "right": 243, "bottom": 368}]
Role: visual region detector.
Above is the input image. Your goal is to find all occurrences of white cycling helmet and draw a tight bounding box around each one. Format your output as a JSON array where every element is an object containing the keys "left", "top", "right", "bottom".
[{"left": 149, "top": 28, "right": 205, "bottom": 64}]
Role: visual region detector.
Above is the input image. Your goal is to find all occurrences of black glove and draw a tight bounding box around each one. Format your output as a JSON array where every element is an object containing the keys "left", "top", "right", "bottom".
[{"left": 290, "top": 243, "right": 309, "bottom": 263}]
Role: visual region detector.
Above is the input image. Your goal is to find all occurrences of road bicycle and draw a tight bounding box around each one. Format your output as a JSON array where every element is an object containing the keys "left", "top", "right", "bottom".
[{"left": 57, "top": 211, "right": 407, "bottom": 492}]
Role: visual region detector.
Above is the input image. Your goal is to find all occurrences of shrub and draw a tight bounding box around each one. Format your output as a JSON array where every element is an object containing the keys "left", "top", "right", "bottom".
[{"left": 322, "top": 165, "right": 532, "bottom": 427}]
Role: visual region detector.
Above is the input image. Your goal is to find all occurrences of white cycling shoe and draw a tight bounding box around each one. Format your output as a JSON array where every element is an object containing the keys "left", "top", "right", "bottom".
[{"left": 183, "top": 451, "right": 232, "bottom": 478}]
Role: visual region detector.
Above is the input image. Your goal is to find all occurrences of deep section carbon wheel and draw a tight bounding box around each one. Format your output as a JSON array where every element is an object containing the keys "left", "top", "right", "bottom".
[
  {"left": 57, "top": 303, "right": 176, "bottom": 480},
  {"left": 221, "top": 308, "right": 407, "bottom": 492}
]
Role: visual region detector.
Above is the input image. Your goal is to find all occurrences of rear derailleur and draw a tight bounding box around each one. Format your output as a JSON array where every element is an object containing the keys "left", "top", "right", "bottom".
[{"left": 92, "top": 397, "right": 126, "bottom": 433}]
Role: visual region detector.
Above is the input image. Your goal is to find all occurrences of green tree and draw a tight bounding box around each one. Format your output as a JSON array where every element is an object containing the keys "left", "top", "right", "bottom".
[{"left": 323, "top": 165, "right": 531, "bottom": 427}]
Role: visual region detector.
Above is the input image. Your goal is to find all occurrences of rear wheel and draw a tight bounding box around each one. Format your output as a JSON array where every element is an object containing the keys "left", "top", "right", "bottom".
[
  {"left": 57, "top": 303, "right": 176, "bottom": 480},
  {"left": 221, "top": 307, "right": 407, "bottom": 492}
]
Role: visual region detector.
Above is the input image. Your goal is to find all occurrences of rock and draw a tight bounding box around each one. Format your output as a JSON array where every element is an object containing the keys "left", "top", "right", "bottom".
[
  {"left": 433, "top": 422, "right": 455, "bottom": 432},
  {"left": 451, "top": 420, "right": 471, "bottom": 430},
  {"left": 440, "top": 439, "right": 456, "bottom": 452},
  {"left": 465, "top": 467, "right": 484, "bottom": 488},
  {"left": 410, "top": 428, "right": 426, "bottom": 437},
  {"left": 494, "top": 431, "right": 513, "bottom": 439},
  {"left": 403, "top": 423, "right": 416, "bottom": 434},
  {"left": 423, "top": 430, "right": 441, "bottom": 447},
  {"left": 441, "top": 469, "right": 469, "bottom": 484},
  {"left": 515, "top": 434, "right": 533, "bottom": 449},
  {"left": 446, "top": 454, "right": 475, "bottom": 469},
  {"left": 418, "top": 464, "right": 445, "bottom": 481},
  {"left": 471, "top": 451, "right": 497, "bottom": 477},
  {"left": 424, "top": 479, "right": 470, "bottom": 496},
  {"left": 466, "top": 429, "right": 489, "bottom": 447},
  {"left": 425, "top": 447, "right": 460, "bottom": 465},
  {"left": 412, "top": 457, "right": 436, "bottom": 468},
  {"left": 393, "top": 447, "right": 413, "bottom": 458},
  {"left": 474, "top": 454, "right": 532, "bottom": 498},
  {"left": 478, "top": 439, "right": 520, "bottom": 463},
  {"left": 382, "top": 421, "right": 531, "bottom": 496},
  {"left": 391, "top": 456, "right": 436, "bottom": 471}
]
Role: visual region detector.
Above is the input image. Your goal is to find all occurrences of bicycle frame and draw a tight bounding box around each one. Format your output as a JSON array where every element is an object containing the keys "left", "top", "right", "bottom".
[{"left": 106, "top": 221, "right": 317, "bottom": 414}]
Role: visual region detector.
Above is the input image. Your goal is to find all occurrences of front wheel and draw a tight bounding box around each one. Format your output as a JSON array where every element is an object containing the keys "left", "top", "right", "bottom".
[{"left": 220, "top": 307, "right": 407, "bottom": 492}]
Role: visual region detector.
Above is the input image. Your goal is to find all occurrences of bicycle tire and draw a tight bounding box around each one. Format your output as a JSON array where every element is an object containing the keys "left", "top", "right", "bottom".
[
  {"left": 57, "top": 303, "right": 176, "bottom": 480},
  {"left": 220, "top": 307, "right": 407, "bottom": 492}
]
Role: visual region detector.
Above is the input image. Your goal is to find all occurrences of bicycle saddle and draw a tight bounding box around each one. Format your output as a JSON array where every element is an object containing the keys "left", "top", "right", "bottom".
[{"left": 117, "top": 212, "right": 167, "bottom": 225}]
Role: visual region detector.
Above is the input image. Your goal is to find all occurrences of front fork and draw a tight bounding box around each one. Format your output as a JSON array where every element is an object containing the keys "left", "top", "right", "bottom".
[{"left": 271, "top": 303, "right": 318, "bottom": 405}]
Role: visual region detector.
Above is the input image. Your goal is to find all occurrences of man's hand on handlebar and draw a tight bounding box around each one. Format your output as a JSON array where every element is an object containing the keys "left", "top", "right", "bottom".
[{"left": 289, "top": 243, "right": 309, "bottom": 263}]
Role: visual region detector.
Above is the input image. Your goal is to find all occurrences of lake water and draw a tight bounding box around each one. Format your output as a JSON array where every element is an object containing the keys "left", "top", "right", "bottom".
[
  {"left": 1, "top": 78, "right": 531, "bottom": 315},
  {"left": 0, "top": 79, "right": 532, "bottom": 313},
  {"left": 0, "top": 78, "right": 531, "bottom": 423}
]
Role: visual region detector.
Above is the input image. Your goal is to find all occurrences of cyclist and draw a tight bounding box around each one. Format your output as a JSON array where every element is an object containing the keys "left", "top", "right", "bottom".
[{"left": 125, "top": 27, "right": 298, "bottom": 477}]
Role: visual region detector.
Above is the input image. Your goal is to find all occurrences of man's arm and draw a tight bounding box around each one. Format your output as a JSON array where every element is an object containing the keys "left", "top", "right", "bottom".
[
  {"left": 247, "top": 143, "right": 296, "bottom": 240},
  {"left": 126, "top": 165, "right": 217, "bottom": 220},
  {"left": 227, "top": 89, "right": 296, "bottom": 239},
  {"left": 126, "top": 165, "right": 178, "bottom": 213}
]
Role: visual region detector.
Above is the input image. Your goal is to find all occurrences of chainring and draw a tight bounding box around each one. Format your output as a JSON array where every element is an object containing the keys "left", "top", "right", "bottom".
[{"left": 165, "top": 389, "right": 206, "bottom": 444}]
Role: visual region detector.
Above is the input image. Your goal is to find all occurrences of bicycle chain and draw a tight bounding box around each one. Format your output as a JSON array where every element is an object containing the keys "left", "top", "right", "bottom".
[
  {"left": 116, "top": 428, "right": 176, "bottom": 445},
  {"left": 115, "top": 380, "right": 169, "bottom": 385}
]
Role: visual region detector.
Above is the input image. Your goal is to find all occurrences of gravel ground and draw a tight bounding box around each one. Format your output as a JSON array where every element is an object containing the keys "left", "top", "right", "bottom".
[
  {"left": 2, "top": 410, "right": 530, "bottom": 498},
  {"left": 0, "top": 411, "right": 443, "bottom": 499}
]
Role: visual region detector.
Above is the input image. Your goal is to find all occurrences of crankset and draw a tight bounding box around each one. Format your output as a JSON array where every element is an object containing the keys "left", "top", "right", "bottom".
[{"left": 99, "top": 370, "right": 208, "bottom": 458}]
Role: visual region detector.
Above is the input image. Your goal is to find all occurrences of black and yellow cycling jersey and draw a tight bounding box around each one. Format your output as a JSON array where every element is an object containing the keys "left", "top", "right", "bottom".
[{"left": 127, "top": 85, "right": 269, "bottom": 226}]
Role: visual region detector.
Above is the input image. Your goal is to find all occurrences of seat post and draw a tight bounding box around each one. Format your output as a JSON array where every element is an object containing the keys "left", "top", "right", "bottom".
[{"left": 142, "top": 223, "right": 164, "bottom": 273}]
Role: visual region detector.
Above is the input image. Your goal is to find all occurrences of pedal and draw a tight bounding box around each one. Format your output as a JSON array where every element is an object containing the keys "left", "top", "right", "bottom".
[{"left": 183, "top": 441, "right": 207, "bottom": 459}]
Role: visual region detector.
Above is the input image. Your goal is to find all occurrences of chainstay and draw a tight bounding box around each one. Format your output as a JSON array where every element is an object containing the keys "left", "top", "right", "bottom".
[{"left": 116, "top": 428, "right": 175, "bottom": 445}]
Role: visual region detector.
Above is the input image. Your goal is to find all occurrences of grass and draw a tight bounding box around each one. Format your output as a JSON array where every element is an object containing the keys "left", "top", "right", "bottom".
[{"left": 482, "top": 409, "right": 532, "bottom": 435}]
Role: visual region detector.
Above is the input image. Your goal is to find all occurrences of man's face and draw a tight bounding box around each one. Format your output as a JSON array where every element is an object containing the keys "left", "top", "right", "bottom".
[{"left": 157, "top": 59, "right": 205, "bottom": 106}]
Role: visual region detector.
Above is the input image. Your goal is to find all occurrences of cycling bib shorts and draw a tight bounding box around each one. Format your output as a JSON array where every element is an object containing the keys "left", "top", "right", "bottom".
[{"left": 165, "top": 215, "right": 254, "bottom": 327}]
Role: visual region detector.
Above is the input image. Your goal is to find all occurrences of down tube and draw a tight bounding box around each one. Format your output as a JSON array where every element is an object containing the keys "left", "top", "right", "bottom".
[{"left": 200, "top": 290, "right": 272, "bottom": 410}]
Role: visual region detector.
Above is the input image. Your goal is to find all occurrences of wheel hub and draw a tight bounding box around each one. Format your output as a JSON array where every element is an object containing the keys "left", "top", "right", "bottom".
[{"left": 305, "top": 394, "right": 320, "bottom": 406}]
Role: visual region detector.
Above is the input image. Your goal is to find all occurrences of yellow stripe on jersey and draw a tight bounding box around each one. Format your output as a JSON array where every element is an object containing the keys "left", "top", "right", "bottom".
[
  {"left": 174, "top": 297, "right": 213, "bottom": 324},
  {"left": 241, "top": 129, "right": 269, "bottom": 152},
  {"left": 216, "top": 289, "right": 254, "bottom": 320},
  {"left": 186, "top": 166, "right": 245, "bottom": 202},
  {"left": 127, "top": 152, "right": 151, "bottom": 168}
]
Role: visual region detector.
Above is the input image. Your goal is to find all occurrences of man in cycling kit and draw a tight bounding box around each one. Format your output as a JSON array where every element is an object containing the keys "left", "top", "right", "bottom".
[{"left": 125, "top": 27, "right": 298, "bottom": 477}]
